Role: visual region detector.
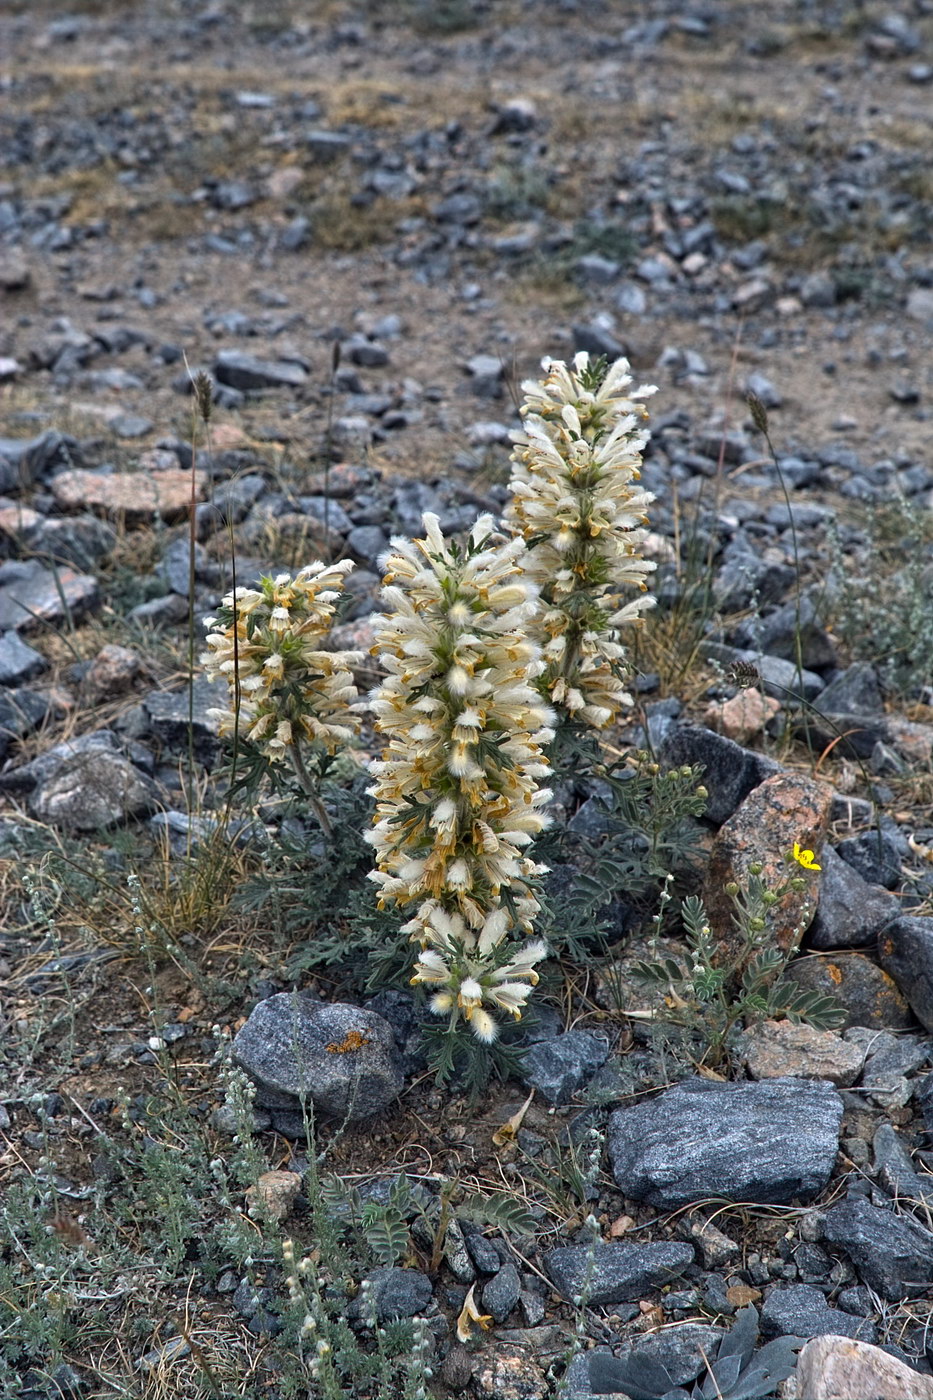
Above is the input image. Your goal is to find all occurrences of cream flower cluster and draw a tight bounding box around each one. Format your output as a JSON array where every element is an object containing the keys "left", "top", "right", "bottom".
[
  {"left": 202, "top": 560, "right": 362, "bottom": 761},
  {"left": 366, "top": 513, "right": 554, "bottom": 1042},
  {"left": 505, "top": 351, "right": 658, "bottom": 727}
]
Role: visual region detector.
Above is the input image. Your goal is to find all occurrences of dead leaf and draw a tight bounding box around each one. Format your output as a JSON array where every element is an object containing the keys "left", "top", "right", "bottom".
[
  {"left": 492, "top": 1089, "right": 535, "bottom": 1147},
  {"left": 726, "top": 1283, "right": 761, "bottom": 1308}
]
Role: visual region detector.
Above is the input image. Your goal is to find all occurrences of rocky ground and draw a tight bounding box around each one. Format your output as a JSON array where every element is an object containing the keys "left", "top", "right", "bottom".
[{"left": 2, "top": 0, "right": 933, "bottom": 1397}]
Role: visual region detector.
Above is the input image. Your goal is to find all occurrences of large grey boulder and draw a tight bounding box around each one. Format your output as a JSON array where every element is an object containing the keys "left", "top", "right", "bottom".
[
  {"left": 233, "top": 996, "right": 405, "bottom": 1123},
  {"left": 607, "top": 1078, "right": 843, "bottom": 1207}
]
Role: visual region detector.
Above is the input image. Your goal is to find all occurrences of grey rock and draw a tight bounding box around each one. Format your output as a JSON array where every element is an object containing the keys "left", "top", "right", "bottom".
[
  {"left": 520, "top": 1030, "right": 610, "bottom": 1105},
  {"left": 233, "top": 996, "right": 405, "bottom": 1122},
  {"left": 608, "top": 1078, "right": 843, "bottom": 1208},
  {"left": 808, "top": 843, "right": 899, "bottom": 950},
  {"left": 111, "top": 413, "right": 153, "bottom": 439},
  {"left": 296, "top": 496, "right": 353, "bottom": 536},
  {"left": 814, "top": 663, "right": 884, "bottom": 715},
  {"left": 658, "top": 724, "right": 781, "bottom": 824},
  {"left": 30, "top": 747, "right": 158, "bottom": 831},
  {"left": 346, "top": 336, "right": 389, "bottom": 368},
  {"left": 572, "top": 322, "right": 627, "bottom": 358},
  {"left": 873, "top": 1123, "right": 933, "bottom": 1205},
  {"left": 307, "top": 129, "right": 352, "bottom": 161},
  {"left": 612, "top": 1324, "right": 726, "bottom": 1388},
  {"left": 822, "top": 1194, "right": 933, "bottom": 1300},
  {"left": 0, "top": 558, "right": 99, "bottom": 633},
  {"left": 0, "top": 430, "right": 79, "bottom": 493},
  {"left": 0, "top": 687, "right": 49, "bottom": 761},
  {"left": 347, "top": 525, "right": 389, "bottom": 564},
  {"left": 160, "top": 538, "right": 220, "bottom": 596},
  {"left": 142, "top": 676, "right": 222, "bottom": 763},
  {"left": 712, "top": 553, "right": 795, "bottom": 612},
  {"left": 836, "top": 829, "right": 902, "bottom": 889},
  {"left": 544, "top": 1241, "right": 694, "bottom": 1306},
  {"left": 746, "top": 371, "right": 782, "bottom": 409},
  {"left": 907, "top": 288, "right": 933, "bottom": 324},
  {"left": 359, "top": 1267, "right": 432, "bottom": 1321},
  {"left": 0, "top": 630, "right": 47, "bottom": 685},
  {"left": 702, "top": 643, "right": 824, "bottom": 703},
  {"left": 214, "top": 350, "right": 308, "bottom": 392},
  {"left": 462, "top": 1222, "right": 502, "bottom": 1274},
  {"left": 730, "top": 594, "right": 836, "bottom": 670},
  {"left": 878, "top": 916, "right": 933, "bottom": 1030},
  {"left": 127, "top": 593, "right": 190, "bottom": 627},
  {"left": 482, "top": 1261, "right": 521, "bottom": 1322},
  {"left": 27, "top": 514, "right": 116, "bottom": 571},
  {"left": 760, "top": 1284, "right": 875, "bottom": 1342},
  {"left": 801, "top": 272, "right": 837, "bottom": 308},
  {"left": 577, "top": 254, "right": 621, "bottom": 284}
]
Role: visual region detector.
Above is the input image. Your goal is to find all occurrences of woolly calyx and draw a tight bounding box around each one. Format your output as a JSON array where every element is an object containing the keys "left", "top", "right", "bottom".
[
  {"left": 366, "top": 513, "right": 553, "bottom": 1039},
  {"left": 505, "top": 350, "right": 658, "bottom": 727}
]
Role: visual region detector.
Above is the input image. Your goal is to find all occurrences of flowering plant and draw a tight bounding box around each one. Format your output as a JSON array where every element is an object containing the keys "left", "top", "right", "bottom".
[
  {"left": 366, "top": 513, "right": 554, "bottom": 1042},
  {"left": 505, "top": 351, "right": 657, "bottom": 727},
  {"left": 202, "top": 560, "right": 362, "bottom": 834}
]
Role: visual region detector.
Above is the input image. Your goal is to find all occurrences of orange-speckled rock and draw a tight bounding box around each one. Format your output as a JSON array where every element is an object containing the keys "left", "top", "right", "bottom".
[
  {"left": 51, "top": 467, "right": 206, "bottom": 524},
  {"left": 742, "top": 1018, "right": 865, "bottom": 1086},
  {"left": 782, "top": 952, "right": 915, "bottom": 1031},
  {"left": 702, "top": 771, "right": 833, "bottom": 973}
]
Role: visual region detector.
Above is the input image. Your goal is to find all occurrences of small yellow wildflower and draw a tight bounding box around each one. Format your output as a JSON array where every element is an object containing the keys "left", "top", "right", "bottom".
[{"left": 792, "top": 843, "right": 821, "bottom": 871}]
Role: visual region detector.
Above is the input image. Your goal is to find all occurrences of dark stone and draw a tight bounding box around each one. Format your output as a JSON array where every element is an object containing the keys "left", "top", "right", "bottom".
[
  {"left": 835, "top": 829, "right": 902, "bottom": 889},
  {"left": 822, "top": 1194, "right": 933, "bottom": 1300},
  {"left": 815, "top": 663, "right": 884, "bottom": 716},
  {"left": 0, "top": 430, "right": 79, "bottom": 494},
  {"left": 544, "top": 1241, "right": 694, "bottom": 1306},
  {"left": 359, "top": 1267, "right": 432, "bottom": 1321},
  {"left": 0, "top": 687, "right": 52, "bottom": 761},
  {"left": 520, "top": 1030, "right": 610, "bottom": 1105},
  {"left": 607, "top": 1078, "right": 843, "bottom": 1208},
  {"left": 612, "top": 1324, "right": 725, "bottom": 1387},
  {"left": 233, "top": 996, "right": 405, "bottom": 1122},
  {"left": 760, "top": 1284, "right": 876, "bottom": 1342},
  {"left": 879, "top": 916, "right": 933, "bottom": 1031},
  {"left": 214, "top": 350, "right": 308, "bottom": 392},
  {"left": 713, "top": 553, "right": 795, "bottom": 612},
  {"left": 30, "top": 747, "right": 158, "bottom": 831},
  {"left": 730, "top": 594, "right": 836, "bottom": 670},
  {"left": 701, "top": 643, "right": 824, "bottom": 703},
  {"left": 873, "top": 1123, "right": 933, "bottom": 1205},
  {"left": 142, "top": 676, "right": 222, "bottom": 764},
  {"left": 482, "top": 1261, "right": 520, "bottom": 1322},
  {"left": 0, "top": 631, "right": 47, "bottom": 686},
  {"left": 783, "top": 952, "right": 915, "bottom": 1031},
  {"left": 0, "top": 558, "right": 99, "bottom": 633},
  {"left": 808, "top": 844, "right": 899, "bottom": 950},
  {"left": 658, "top": 724, "right": 781, "bottom": 824}
]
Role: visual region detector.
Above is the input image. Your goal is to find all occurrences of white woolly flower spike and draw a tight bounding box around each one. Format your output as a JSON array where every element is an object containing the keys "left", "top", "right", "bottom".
[
  {"left": 505, "top": 351, "right": 658, "bottom": 727},
  {"left": 367, "top": 513, "right": 552, "bottom": 1040},
  {"left": 202, "top": 559, "right": 362, "bottom": 762}
]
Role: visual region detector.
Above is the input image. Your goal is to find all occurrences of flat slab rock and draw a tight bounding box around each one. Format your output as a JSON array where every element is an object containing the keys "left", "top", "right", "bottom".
[
  {"left": 544, "top": 1240, "right": 694, "bottom": 1306},
  {"left": 233, "top": 996, "right": 405, "bottom": 1123},
  {"left": 607, "top": 1077, "right": 843, "bottom": 1208},
  {"left": 0, "top": 559, "right": 99, "bottom": 633},
  {"left": 51, "top": 467, "right": 207, "bottom": 524}
]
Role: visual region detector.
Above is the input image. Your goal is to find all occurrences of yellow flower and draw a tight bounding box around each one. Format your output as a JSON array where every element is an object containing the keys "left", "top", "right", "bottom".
[{"left": 792, "top": 842, "right": 821, "bottom": 871}]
